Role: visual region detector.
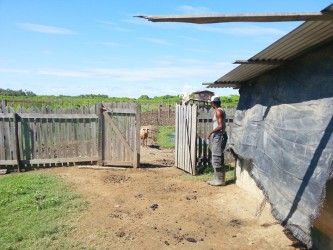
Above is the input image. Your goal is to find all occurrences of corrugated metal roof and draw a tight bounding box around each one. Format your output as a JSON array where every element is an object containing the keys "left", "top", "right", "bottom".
[
  {"left": 211, "top": 20, "right": 333, "bottom": 87},
  {"left": 137, "top": 4, "right": 333, "bottom": 89}
]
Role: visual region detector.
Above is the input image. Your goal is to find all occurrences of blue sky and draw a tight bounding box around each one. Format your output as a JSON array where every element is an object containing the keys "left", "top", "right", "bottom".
[{"left": 0, "top": 1, "right": 331, "bottom": 98}]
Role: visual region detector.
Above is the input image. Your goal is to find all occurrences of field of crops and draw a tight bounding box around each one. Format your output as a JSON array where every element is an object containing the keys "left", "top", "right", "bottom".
[{"left": 0, "top": 91, "right": 239, "bottom": 112}]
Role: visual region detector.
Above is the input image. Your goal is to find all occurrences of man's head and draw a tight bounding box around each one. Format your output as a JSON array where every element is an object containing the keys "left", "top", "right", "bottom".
[{"left": 210, "top": 95, "right": 221, "bottom": 108}]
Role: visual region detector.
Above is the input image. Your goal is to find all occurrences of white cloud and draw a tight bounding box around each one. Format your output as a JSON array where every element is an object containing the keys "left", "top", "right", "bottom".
[
  {"left": 177, "top": 5, "right": 211, "bottom": 14},
  {"left": 18, "top": 23, "right": 77, "bottom": 35},
  {"left": 0, "top": 67, "right": 89, "bottom": 78},
  {"left": 142, "top": 37, "right": 172, "bottom": 46},
  {"left": 0, "top": 62, "right": 238, "bottom": 98},
  {"left": 35, "top": 69, "right": 89, "bottom": 77},
  {"left": 87, "top": 62, "right": 232, "bottom": 82}
]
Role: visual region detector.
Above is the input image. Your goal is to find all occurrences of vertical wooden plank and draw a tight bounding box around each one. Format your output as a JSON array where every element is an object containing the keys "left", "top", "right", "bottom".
[
  {"left": 91, "top": 106, "right": 97, "bottom": 158},
  {"left": 30, "top": 107, "right": 36, "bottom": 161},
  {"left": 177, "top": 105, "right": 181, "bottom": 169},
  {"left": 8, "top": 107, "right": 17, "bottom": 163},
  {"left": 48, "top": 106, "right": 54, "bottom": 160},
  {"left": 183, "top": 105, "right": 188, "bottom": 173},
  {"left": 34, "top": 107, "right": 41, "bottom": 160},
  {"left": 105, "top": 110, "right": 111, "bottom": 162},
  {"left": 3, "top": 106, "right": 11, "bottom": 161},
  {"left": 133, "top": 103, "right": 140, "bottom": 168},
  {"left": 174, "top": 104, "right": 179, "bottom": 168},
  {"left": 0, "top": 110, "right": 5, "bottom": 160},
  {"left": 41, "top": 106, "right": 47, "bottom": 160},
  {"left": 98, "top": 104, "right": 104, "bottom": 165},
  {"left": 17, "top": 107, "right": 23, "bottom": 164},
  {"left": 118, "top": 105, "right": 124, "bottom": 162},
  {"left": 114, "top": 103, "right": 120, "bottom": 162},
  {"left": 21, "top": 107, "right": 32, "bottom": 161},
  {"left": 124, "top": 109, "right": 129, "bottom": 162},
  {"left": 181, "top": 104, "right": 186, "bottom": 172},
  {"left": 180, "top": 104, "right": 184, "bottom": 171},
  {"left": 191, "top": 104, "right": 197, "bottom": 175},
  {"left": 13, "top": 113, "right": 22, "bottom": 171},
  {"left": 73, "top": 107, "right": 79, "bottom": 159},
  {"left": 69, "top": 106, "right": 75, "bottom": 159},
  {"left": 85, "top": 106, "right": 91, "bottom": 158},
  {"left": 185, "top": 105, "right": 191, "bottom": 174},
  {"left": 54, "top": 107, "right": 60, "bottom": 159},
  {"left": 79, "top": 106, "right": 85, "bottom": 158}
]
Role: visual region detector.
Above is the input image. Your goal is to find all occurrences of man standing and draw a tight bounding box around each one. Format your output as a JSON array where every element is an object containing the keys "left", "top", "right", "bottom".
[{"left": 207, "top": 96, "right": 228, "bottom": 186}]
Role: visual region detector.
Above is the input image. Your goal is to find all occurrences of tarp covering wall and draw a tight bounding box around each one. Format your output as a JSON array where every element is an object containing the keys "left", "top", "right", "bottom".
[{"left": 230, "top": 42, "right": 333, "bottom": 248}]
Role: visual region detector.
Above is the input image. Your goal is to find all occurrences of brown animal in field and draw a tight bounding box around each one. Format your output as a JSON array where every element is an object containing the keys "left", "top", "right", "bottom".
[{"left": 140, "top": 128, "right": 149, "bottom": 147}]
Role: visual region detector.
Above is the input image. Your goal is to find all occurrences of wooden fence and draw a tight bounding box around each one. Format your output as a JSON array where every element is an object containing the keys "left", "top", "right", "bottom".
[
  {"left": 0, "top": 102, "right": 140, "bottom": 171},
  {"left": 175, "top": 104, "right": 235, "bottom": 175}
]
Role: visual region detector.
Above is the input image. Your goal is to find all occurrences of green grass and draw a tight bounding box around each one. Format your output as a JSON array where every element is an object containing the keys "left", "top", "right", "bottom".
[
  {"left": 182, "top": 163, "right": 236, "bottom": 182},
  {"left": 0, "top": 173, "right": 87, "bottom": 250},
  {"left": 157, "top": 125, "right": 175, "bottom": 149}
]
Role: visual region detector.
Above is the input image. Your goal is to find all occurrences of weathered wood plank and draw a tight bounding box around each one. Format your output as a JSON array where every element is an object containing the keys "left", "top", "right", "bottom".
[
  {"left": 133, "top": 104, "right": 141, "bottom": 168},
  {"left": 103, "top": 160, "right": 134, "bottom": 166},
  {"left": 191, "top": 104, "right": 197, "bottom": 175},
  {"left": 13, "top": 113, "right": 22, "bottom": 171},
  {"left": 0, "top": 115, "right": 5, "bottom": 160},
  {"left": 3, "top": 107, "right": 11, "bottom": 161},
  {"left": 21, "top": 156, "right": 98, "bottom": 165},
  {"left": 175, "top": 105, "right": 179, "bottom": 167},
  {"left": 98, "top": 105, "right": 104, "bottom": 165},
  {"left": 18, "top": 113, "right": 98, "bottom": 119},
  {"left": 54, "top": 107, "right": 61, "bottom": 159},
  {"left": 106, "top": 108, "right": 137, "bottom": 114},
  {"left": 0, "top": 113, "right": 14, "bottom": 119},
  {"left": 0, "top": 160, "right": 17, "bottom": 165}
]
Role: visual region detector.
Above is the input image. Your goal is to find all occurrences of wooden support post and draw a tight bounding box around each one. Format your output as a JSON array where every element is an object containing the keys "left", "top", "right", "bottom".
[
  {"left": 133, "top": 104, "right": 141, "bottom": 168},
  {"left": 13, "top": 113, "right": 22, "bottom": 172},
  {"left": 98, "top": 104, "right": 105, "bottom": 166}
]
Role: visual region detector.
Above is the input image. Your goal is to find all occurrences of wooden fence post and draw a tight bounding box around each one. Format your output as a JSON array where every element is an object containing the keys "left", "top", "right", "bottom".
[
  {"left": 13, "top": 113, "right": 22, "bottom": 172},
  {"left": 133, "top": 104, "right": 141, "bottom": 168},
  {"left": 98, "top": 104, "right": 105, "bottom": 166}
]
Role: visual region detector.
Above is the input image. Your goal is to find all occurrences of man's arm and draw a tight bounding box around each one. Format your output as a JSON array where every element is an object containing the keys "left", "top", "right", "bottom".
[{"left": 208, "top": 109, "right": 223, "bottom": 138}]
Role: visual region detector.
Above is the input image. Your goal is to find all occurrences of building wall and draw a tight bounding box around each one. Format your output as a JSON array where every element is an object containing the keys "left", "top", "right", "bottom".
[{"left": 233, "top": 41, "right": 333, "bottom": 248}]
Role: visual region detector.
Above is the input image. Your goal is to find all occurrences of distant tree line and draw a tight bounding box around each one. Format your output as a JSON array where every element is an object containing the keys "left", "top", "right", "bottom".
[{"left": 0, "top": 88, "right": 36, "bottom": 97}]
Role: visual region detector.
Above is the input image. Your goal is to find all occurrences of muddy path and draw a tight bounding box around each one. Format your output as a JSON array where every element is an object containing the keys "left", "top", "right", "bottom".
[{"left": 42, "top": 146, "right": 303, "bottom": 250}]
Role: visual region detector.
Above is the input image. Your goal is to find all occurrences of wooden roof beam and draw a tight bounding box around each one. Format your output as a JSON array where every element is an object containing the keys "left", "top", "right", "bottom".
[{"left": 136, "top": 12, "right": 333, "bottom": 24}]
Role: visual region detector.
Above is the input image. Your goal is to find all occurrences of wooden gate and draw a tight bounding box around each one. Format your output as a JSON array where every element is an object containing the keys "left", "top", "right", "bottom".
[
  {"left": 175, "top": 104, "right": 197, "bottom": 175},
  {"left": 175, "top": 104, "right": 235, "bottom": 175},
  {"left": 100, "top": 103, "right": 140, "bottom": 168}
]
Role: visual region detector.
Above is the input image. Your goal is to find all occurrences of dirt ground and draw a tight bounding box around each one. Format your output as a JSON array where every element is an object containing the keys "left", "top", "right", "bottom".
[{"left": 41, "top": 128, "right": 304, "bottom": 250}]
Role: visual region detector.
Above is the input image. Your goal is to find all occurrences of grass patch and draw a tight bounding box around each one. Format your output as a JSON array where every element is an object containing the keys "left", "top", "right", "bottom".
[
  {"left": 0, "top": 173, "right": 87, "bottom": 249},
  {"left": 157, "top": 125, "right": 175, "bottom": 149},
  {"left": 182, "top": 164, "right": 236, "bottom": 182}
]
